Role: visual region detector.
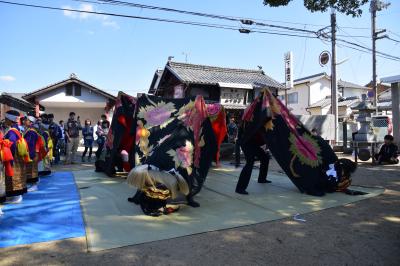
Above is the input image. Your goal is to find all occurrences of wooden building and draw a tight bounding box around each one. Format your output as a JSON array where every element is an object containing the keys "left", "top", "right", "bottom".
[{"left": 149, "top": 61, "right": 284, "bottom": 118}]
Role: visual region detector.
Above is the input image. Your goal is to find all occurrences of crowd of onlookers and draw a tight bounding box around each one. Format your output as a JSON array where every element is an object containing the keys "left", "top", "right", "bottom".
[{"left": 45, "top": 112, "right": 110, "bottom": 165}]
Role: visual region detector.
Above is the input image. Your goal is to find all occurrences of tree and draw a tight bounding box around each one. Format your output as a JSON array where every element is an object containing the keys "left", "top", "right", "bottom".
[{"left": 263, "top": 0, "right": 369, "bottom": 17}]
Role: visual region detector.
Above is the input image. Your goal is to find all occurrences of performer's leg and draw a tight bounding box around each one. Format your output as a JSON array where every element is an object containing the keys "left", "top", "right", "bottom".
[
  {"left": 71, "top": 137, "right": 79, "bottom": 163},
  {"left": 53, "top": 139, "right": 59, "bottom": 164},
  {"left": 234, "top": 141, "right": 241, "bottom": 167},
  {"left": 65, "top": 141, "right": 72, "bottom": 164},
  {"left": 88, "top": 146, "right": 93, "bottom": 161},
  {"left": 257, "top": 147, "right": 271, "bottom": 183},
  {"left": 235, "top": 143, "right": 256, "bottom": 194},
  {"left": 82, "top": 147, "right": 88, "bottom": 162}
]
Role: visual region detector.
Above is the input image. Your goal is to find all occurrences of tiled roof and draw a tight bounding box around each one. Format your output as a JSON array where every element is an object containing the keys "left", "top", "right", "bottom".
[
  {"left": 0, "top": 92, "right": 36, "bottom": 111},
  {"left": 166, "top": 62, "right": 284, "bottom": 89},
  {"left": 307, "top": 96, "right": 360, "bottom": 109},
  {"left": 293, "top": 72, "right": 368, "bottom": 90},
  {"left": 23, "top": 74, "right": 116, "bottom": 101},
  {"left": 293, "top": 72, "right": 327, "bottom": 84},
  {"left": 308, "top": 97, "right": 331, "bottom": 108},
  {"left": 338, "top": 80, "right": 369, "bottom": 90}
]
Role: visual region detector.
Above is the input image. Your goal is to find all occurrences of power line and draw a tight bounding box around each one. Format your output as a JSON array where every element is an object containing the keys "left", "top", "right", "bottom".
[
  {"left": 73, "top": 0, "right": 332, "bottom": 28},
  {"left": 86, "top": 0, "right": 374, "bottom": 30},
  {"left": 1, "top": 0, "right": 399, "bottom": 62},
  {"left": 75, "top": 0, "right": 319, "bottom": 35},
  {"left": 386, "top": 36, "right": 400, "bottom": 44},
  {"left": 0, "top": 0, "right": 320, "bottom": 39}
]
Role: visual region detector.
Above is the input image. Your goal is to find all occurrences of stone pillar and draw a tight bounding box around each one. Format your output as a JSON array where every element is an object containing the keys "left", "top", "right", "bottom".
[{"left": 392, "top": 82, "right": 400, "bottom": 145}]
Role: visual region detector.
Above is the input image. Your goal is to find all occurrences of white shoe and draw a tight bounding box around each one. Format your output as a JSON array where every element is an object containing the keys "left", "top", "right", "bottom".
[
  {"left": 6, "top": 195, "right": 23, "bottom": 204},
  {"left": 0, "top": 208, "right": 3, "bottom": 216},
  {"left": 28, "top": 184, "right": 38, "bottom": 192}
]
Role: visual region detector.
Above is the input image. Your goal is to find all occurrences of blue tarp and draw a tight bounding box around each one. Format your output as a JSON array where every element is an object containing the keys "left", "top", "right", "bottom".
[{"left": 0, "top": 172, "right": 85, "bottom": 248}]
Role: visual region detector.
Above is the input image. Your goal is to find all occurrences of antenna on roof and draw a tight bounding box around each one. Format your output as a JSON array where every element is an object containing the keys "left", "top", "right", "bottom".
[{"left": 70, "top": 73, "right": 77, "bottom": 79}]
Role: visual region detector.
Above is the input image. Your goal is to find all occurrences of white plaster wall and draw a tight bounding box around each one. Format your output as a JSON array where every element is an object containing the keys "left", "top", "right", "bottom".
[
  {"left": 342, "top": 88, "right": 368, "bottom": 98},
  {"left": 310, "top": 78, "right": 331, "bottom": 104},
  {"left": 37, "top": 85, "right": 108, "bottom": 104},
  {"left": 321, "top": 106, "right": 331, "bottom": 115},
  {"left": 278, "top": 83, "right": 309, "bottom": 115},
  {"left": 44, "top": 107, "right": 106, "bottom": 128}
]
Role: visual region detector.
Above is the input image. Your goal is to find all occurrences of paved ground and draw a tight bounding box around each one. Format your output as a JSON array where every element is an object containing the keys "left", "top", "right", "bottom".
[{"left": 1, "top": 154, "right": 399, "bottom": 266}]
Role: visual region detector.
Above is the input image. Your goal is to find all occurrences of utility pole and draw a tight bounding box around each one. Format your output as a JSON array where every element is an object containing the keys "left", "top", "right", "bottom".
[
  {"left": 331, "top": 9, "right": 338, "bottom": 144},
  {"left": 370, "top": 0, "right": 390, "bottom": 115}
]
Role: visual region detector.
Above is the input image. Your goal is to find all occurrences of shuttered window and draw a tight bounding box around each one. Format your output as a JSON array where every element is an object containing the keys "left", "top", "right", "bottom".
[
  {"left": 74, "top": 84, "right": 82, "bottom": 96},
  {"left": 66, "top": 84, "right": 73, "bottom": 96}
]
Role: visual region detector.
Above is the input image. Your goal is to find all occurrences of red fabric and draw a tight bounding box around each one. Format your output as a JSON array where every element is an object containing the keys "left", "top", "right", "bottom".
[
  {"left": 117, "top": 114, "right": 135, "bottom": 160},
  {"left": 36, "top": 136, "right": 47, "bottom": 161},
  {"left": 122, "top": 161, "right": 131, "bottom": 172},
  {"left": 210, "top": 108, "right": 227, "bottom": 165},
  {"left": 0, "top": 139, "right": 14, "bottom": 162},
  {"left": 0, "top": 137, "right": 14, "bottom": 176},
  {"left": 4, "top": 162, "right": 13, "bottom": 177}
]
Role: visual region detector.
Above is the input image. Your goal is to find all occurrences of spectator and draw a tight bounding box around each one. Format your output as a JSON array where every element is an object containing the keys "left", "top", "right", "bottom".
[
  {"left": 58, "top": 120, "right": 66, "bottom": 157},
  {"left": 349, "top": 114, "right": 359, "bottom": 140},
  {"left": 96, "top": 119, "right": 110, "bottom": 159},
  {"left": 82, "top": 119, "right": 94, "bottom": 162},
  {"left": 48, "top": 114, "right": 62, "bottom": 164},
  {"left": 64, "top": 112, "right": 81, "bottom": 164},
  {"left": 375, "top": 135, "right": 399, "bottom": 164},
  {"left": 227, "top": 117, "right": 238, "bottom": 143}
]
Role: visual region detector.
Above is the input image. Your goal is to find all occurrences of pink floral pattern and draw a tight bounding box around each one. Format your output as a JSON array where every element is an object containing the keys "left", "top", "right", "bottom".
[
  {"left": 137, "top": 101, "right": 176, "bottom": 128},
  {"left": 206, "top": 103, "right": 221, "bottom": 116},
  {"left": 167, "top": 141, "right": 194, "bottom": 175}
]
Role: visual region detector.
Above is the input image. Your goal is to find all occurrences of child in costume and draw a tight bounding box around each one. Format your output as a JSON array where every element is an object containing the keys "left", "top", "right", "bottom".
[
  {"left": 0, "top": 129, "right": 14, "bottom": 214},
  {"left": 24, "top": 112, "right": 47, "bottom": 192},
  {"left": 39, "top": 116, "right": 53, "bottom": 176},
  {"left": 3, "top": 110, "right": 31, "bottom": 203}
]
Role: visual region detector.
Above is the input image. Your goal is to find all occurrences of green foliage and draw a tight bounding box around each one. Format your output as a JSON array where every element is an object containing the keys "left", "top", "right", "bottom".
[{"left": 263, "top": 0, "right": 369, "bottom": 17}]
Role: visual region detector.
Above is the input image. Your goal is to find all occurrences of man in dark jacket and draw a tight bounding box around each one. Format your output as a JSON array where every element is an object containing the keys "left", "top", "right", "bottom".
[
  {"left": 235, "top": 127, "right": 271, "bottom": 195},
  {"left": 375, "top": 135, "right": 399, "bottom": 164}
]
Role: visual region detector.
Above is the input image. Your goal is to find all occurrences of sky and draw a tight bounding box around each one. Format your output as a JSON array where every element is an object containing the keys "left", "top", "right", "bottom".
[{"left": 0, "top": 0, "right": 399, "bottom": 96}]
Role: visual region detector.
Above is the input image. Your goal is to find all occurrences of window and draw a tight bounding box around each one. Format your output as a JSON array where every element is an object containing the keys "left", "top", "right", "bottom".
[
  {"left": 66, "top": 84, "right": 73, "bottom": 96},
  {"left": 277, "top": 95, "right": 285, "bottom": 101},
  {"left": 74, "top": 84, "right": 82, "bottom": 96},
  {"left": 287, "top": 92, "right": 298, "bottom": 104}
]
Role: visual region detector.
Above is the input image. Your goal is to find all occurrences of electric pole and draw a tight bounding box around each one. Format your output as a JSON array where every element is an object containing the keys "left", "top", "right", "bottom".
[
  {"left": 370, "top": 0, "right": 390, "bottom": 114},
  {"left": 331, "top": 9, "right": 338, "bottom": 144}
]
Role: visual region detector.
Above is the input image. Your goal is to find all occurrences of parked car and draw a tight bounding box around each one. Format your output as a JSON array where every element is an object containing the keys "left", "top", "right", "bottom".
[{"left": 371, "top": 115, "right": 393, "bottom": 142}]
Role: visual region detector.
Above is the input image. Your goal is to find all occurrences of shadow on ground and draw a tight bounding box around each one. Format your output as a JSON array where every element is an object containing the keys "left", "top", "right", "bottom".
[{"left": 1, "top": 158, "right": 399, "bottom": 266}]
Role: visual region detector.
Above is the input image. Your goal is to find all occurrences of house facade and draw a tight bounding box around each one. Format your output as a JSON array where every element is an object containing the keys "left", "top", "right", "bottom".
[
  {"left": 278, "top": 72, "right": 370, "bottom": 115},
  {"left": 0, "top": 92, "right": 44, "bottom": 120},
  {"left": 23, "top": 74, "right": 116, "bottom": 124},
  {"left": 149, "top": 61, "right": 284, "bottom": 119}
]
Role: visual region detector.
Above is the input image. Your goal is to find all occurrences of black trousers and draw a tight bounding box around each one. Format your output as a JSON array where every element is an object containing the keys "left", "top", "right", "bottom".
[
  {"left": 236, "top": 142, "right": 269, "bottom": 192},
  {"left": 234, "top": 141, "right": 241, "bottom": 165},
  {"left": 82, "top": 146, "right": 93, "bottom": 158}
]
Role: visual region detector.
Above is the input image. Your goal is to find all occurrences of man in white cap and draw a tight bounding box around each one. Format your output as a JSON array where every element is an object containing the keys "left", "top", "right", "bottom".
[{"left": 3, "top": 110, "right": 30, "bottom": 203}]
